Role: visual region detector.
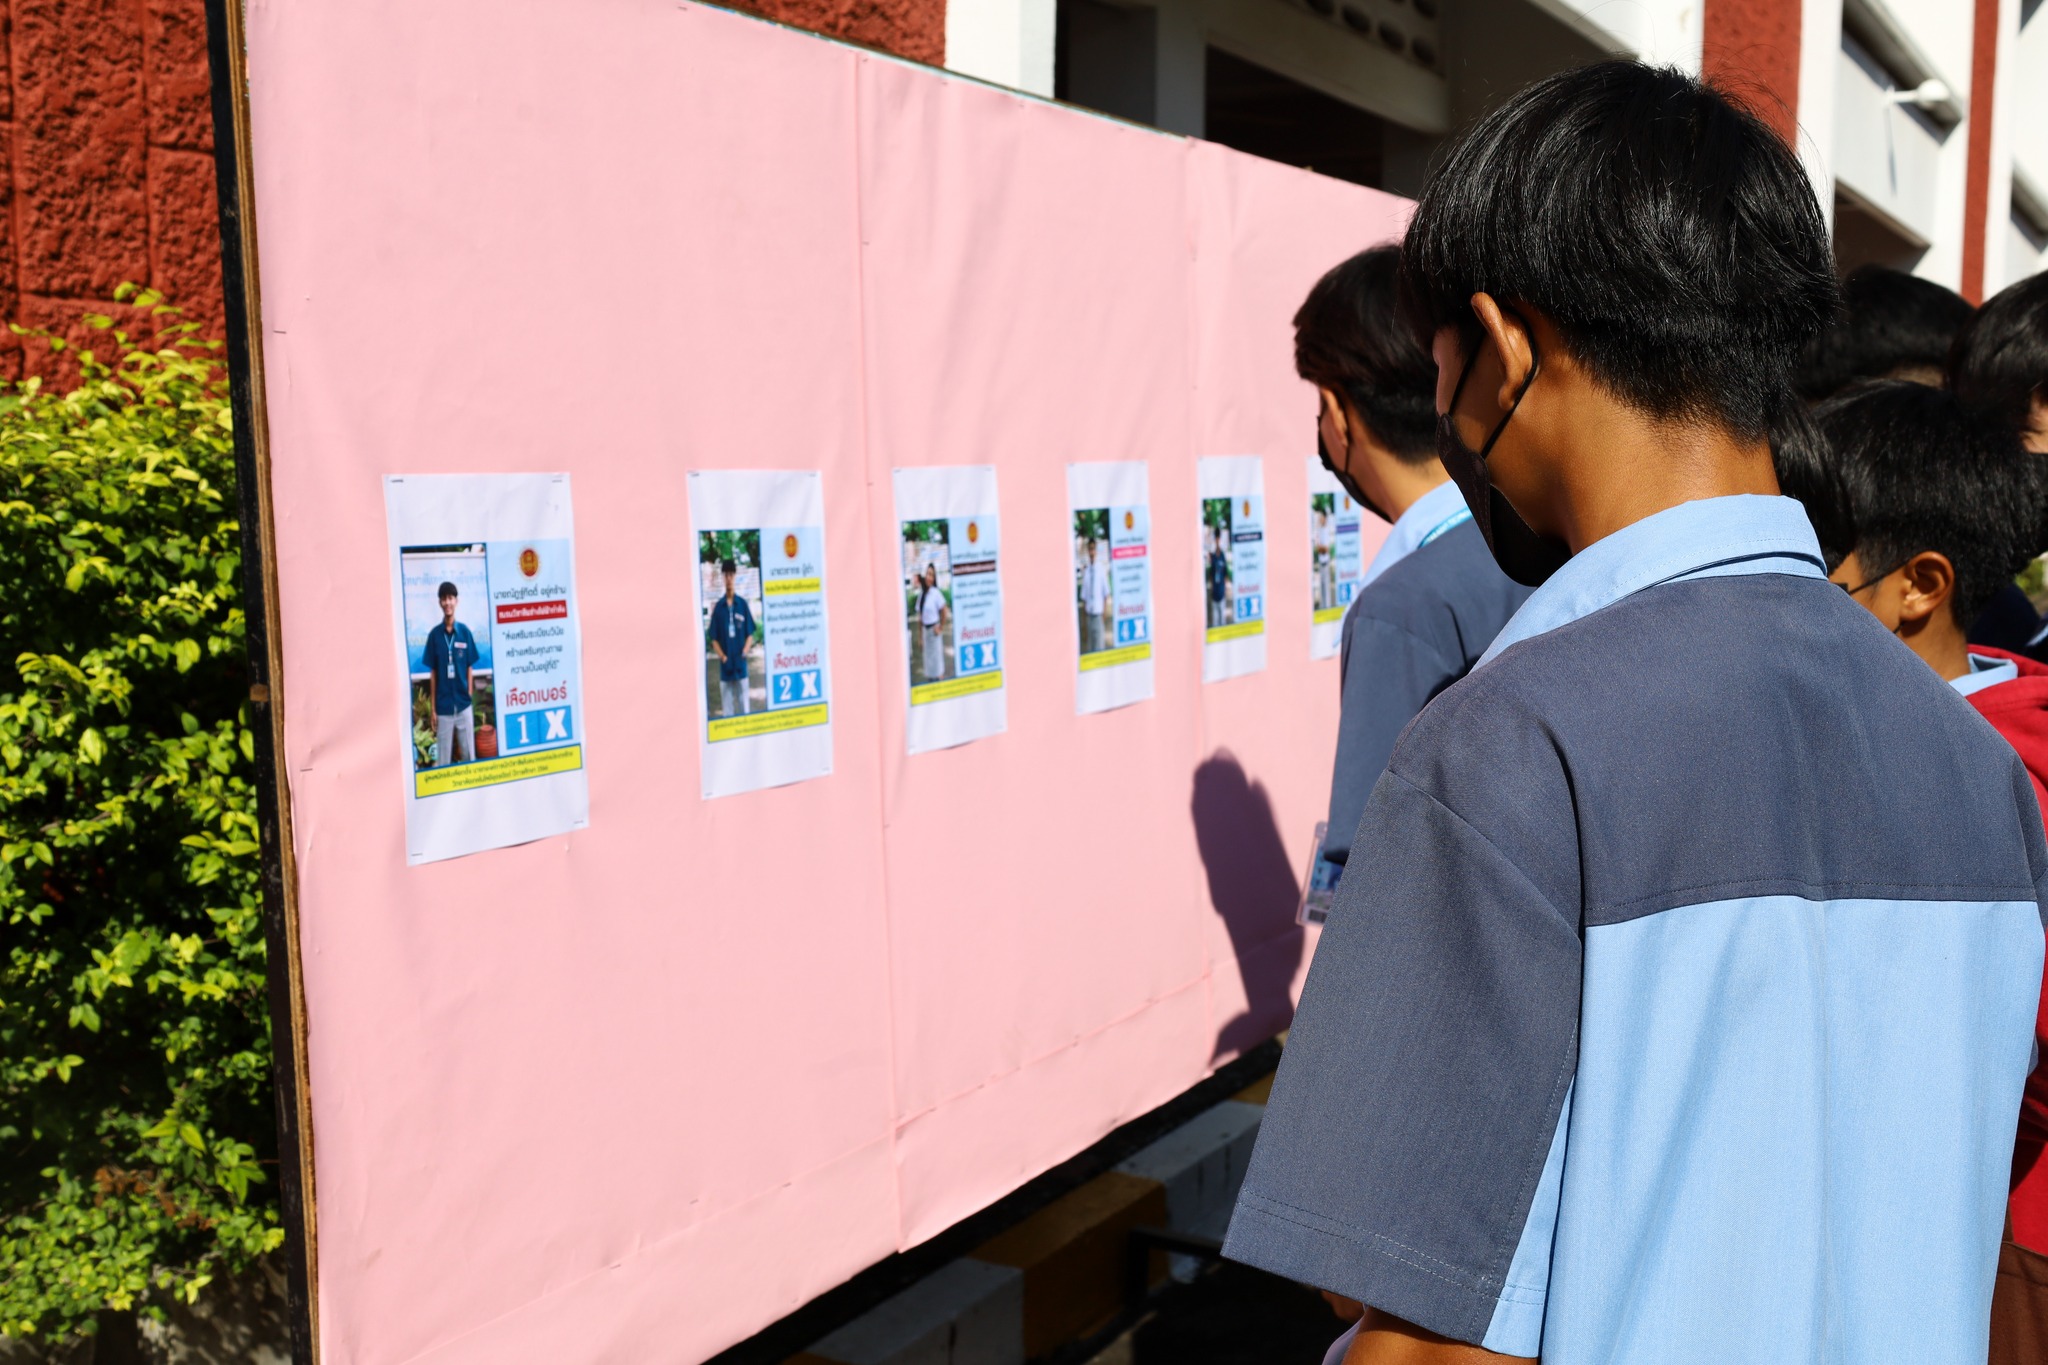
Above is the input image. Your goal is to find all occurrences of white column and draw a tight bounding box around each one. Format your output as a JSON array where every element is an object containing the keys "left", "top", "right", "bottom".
[
  {"left": 1981, "top": 0, "right": 2022, "bottom": 291},
  {"left": 945, "top": 0, "right": 1058, "bottom": 97},
  {"left": 1795, "top": 0, "right": 1842, "bottom": 234}
]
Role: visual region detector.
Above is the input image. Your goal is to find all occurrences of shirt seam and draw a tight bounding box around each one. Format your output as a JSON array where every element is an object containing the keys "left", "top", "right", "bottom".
[
  {"left": 1344, "top": 616, "right": 1460, "bottom": 674},
  {"left": 1377, "top": 768, "right": 1574, "bottom": 928},
  {"left": 1588, "top": 878, "right": 2043, "bottom": 920},
  {"left": 1234, "top": 1192, "right": 1505, "bottom": 1309}
]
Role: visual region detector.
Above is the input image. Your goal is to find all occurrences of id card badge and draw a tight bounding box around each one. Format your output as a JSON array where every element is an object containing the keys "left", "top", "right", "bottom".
[{"left": 1297, "top": 821, "right": 1343, "bottom": 926}]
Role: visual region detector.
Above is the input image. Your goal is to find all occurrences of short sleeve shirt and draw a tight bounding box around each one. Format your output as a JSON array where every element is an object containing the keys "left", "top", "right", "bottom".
[
  {"left": 422, "top": 621, "right": 478, "bottom": 716},
  {"left": 921, "top": 584, "right": 945, "bottom": 627},
  {"left": 1225, "top": 495, "right": 2048, "bottom": 1362},
  {"left": 1082, "top": 562, "right": 1108, "bottom": 615},
  {"left": 1323, "top": 505, "right": 1532, "bottom": 866},
  {"left": 708, "top": 595, "right": 755, "bottom": 682}
]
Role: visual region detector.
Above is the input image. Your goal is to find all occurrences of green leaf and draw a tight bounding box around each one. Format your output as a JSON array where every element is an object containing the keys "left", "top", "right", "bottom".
[{"left": 0, "top": 298, "right": 271, "bottom": 1341}]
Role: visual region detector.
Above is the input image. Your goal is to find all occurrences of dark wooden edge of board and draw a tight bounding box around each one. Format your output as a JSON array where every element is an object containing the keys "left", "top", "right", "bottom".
[{"left": 201, "top": 4, "right": 319, "bottom": 1363}]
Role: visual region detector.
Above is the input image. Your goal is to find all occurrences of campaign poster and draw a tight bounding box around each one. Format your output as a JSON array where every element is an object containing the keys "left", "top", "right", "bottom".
[
  {"left": 1199, "top": 456, "right": 1266, "bottom": 682},
  {"left": 1067, "top": 461, "right": 1154, "bottom": 715},
  {"left": 895, "top": 466, "right": 1006, "bottom": 754},
  {"left": 383, "top": 473, "right": 589, "bottom": 865},
  {"left": 686, "top": 469, "right": 833, "bottom": 799},
  {"left": 1306, "top": 457, "right": 1366, "bottom": 660}
]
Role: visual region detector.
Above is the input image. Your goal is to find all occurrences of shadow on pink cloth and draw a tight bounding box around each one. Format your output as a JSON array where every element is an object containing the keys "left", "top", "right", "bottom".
[{"left": 1192, "top": 750, "right": 1305, "bottom": 1060}]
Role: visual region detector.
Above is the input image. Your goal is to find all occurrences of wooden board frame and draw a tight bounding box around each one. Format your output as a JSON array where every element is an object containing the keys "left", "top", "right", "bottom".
[{"left": 202, "top": 1, "right": 320, "bottom": 1360}]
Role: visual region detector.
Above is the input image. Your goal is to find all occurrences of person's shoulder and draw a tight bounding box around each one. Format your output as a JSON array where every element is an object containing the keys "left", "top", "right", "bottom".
[
  {"left": 1347, "top": 521, "right": 1532, "bottom": 647},
  {"left": 1468, "top": 569, "right": 2030, "bottom": 809}
]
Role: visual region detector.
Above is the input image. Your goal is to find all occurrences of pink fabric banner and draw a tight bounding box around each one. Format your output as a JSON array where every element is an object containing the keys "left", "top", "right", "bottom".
[{"left": 242, "top": 1, "right": 1408, "bottom": 1359}]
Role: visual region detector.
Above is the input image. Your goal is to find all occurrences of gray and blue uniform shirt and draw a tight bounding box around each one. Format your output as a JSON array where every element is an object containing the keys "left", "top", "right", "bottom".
[
  {"left": 1325, "top": 480, "right": 1533, "bottom": 866},
  {"left": 1225, "top": 495, "right": 2048, "bottom": 1361}
]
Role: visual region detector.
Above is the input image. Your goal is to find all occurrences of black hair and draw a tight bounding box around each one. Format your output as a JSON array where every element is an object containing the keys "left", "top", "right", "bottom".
[
  {"left": 437, "top": 581, "right": 459, "bottom": 600},
  {"left": 1795, "top": 266, "right": 1974, "bottom": 402},
  {"left": 1807, "top": 380, "right": 2042, "bottom": 623},
  {"left": 1768, "top": 398, "right": 1852, "bottom": 561},
  {"left": 720, "top": 558, "right": 737, "bottom": 574},
  {"left": 1399, "top": 61, "right": 1836, "bottom": 442},
  {"left": 1949, "top": 271, "right": 2048, "bottom": 437},
  {"left": 1294, "top": 245, "right": 1437, "bottom": 462}
]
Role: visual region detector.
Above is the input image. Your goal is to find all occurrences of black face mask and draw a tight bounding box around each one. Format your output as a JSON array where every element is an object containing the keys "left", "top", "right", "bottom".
[
  {"left": 1435, "top": 332, "right": 1570, "bottom": 588},
  {"left": 1318, "top": 426, "right": 1391, "bottom": 525}
]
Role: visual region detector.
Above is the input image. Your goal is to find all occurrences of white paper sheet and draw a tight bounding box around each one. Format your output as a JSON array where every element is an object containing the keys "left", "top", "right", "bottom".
[
  {"left": 1066, "top": 461, "right": 1155, "bottom": 715},
  {"left": 1199, "top": 455, "right": 1267, "bottom": 682},
  {"left": 1306, "top": 457, "right": 1367, "bottom": 660},
  {"left": 384, "top": 473, "right": 590, "bottom": 864},
  {"left": 686, "top": 470, "right": 834, "bottom": 798},
  {"left": 894, "top": 467, "right": 1007, "bottom": 754}
]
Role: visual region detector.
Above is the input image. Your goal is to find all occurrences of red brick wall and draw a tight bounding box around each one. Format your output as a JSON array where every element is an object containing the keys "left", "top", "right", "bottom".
[
  {"left": 2, "top": 0, "right": 223, "bottom": 383},
  {"left": 1701, "top": 0, "right": 1801, "bottom": 145},
  {"left": 1960, "top": 0, "right": 1998, "bottom": 303},
  {"left": 728, "top": 0, "right": 944, "bottom": 66},
  {"left": 0, "top": 0, "right": 946, "bottom": 389}
]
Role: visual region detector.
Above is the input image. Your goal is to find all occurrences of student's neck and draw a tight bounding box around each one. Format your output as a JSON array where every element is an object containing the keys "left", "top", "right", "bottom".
[
  {"left": 1904, "top": 619, "right": 1977, "bottom": 683},
  {"left": 1541, "top": 409, "right": 1780, "bottom": 554},
  {"left": 1378, "top": 462, "right": 1452, "bottom": 525}
]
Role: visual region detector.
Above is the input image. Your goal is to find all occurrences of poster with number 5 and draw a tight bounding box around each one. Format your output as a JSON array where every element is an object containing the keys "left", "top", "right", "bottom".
[{"left": 1199, "top": 455, "right": 1266, "bottom": 682}]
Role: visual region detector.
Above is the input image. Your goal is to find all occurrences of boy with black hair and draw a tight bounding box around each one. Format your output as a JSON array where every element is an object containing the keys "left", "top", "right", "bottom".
[
  {"left": 1951, "top": 274, "right": 2048, "bottom": 654},
  {"left": 1797, "top": 381, "right": 2046, "bottom": 713},
  {"left": 1795, "top": 263, "right": 1976, "bottom": 401},
  {"left": 1298, "top": 244, "right": 1532, "bottom": 869},
  {"left": 1787, "top": 381, "right": 2048, "bottom": 1263},
  {"left": 1224, "top": 61, "right": 2048, "bottom": 1365},
  {"left": 1952, "top": 272, "right": 2048, "bottom": 454}
]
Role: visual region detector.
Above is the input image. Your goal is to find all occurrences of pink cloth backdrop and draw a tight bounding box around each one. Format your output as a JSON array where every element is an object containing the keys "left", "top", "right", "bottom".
[{"left": 243, "top": 1, "right": 1407, "bottom": 1360}]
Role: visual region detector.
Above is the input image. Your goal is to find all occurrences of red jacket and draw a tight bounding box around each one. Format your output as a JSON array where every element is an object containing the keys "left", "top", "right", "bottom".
[{"left": 1964, "top": 646, "right": 2048, "bottom": 1250}]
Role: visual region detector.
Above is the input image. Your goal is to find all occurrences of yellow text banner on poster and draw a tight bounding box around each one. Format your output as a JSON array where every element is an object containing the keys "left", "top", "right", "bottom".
[
  {"left": 1078, "top": 642, "right": 1152, "bottom": 673},
  {"left": 911, "top": 670, "right": 1004, "bottom": 707},
  {"left": 1204, "top": 619, "right": 1265, "bottom": 644},
  {"left": 708, "top": 703, "right": 830, "bottom": 743},
  {"left": 414, "top": 744, "right": 585, "bottom": 799}
]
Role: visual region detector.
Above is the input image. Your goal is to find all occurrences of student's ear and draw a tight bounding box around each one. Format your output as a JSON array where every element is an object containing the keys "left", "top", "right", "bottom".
[
  {"left": 1319, "top": 386, "right": 1350, "bottom": 445},
  {"left": 1469, "top": 293, "right": 1536, "bottom": 412},
  {"left": 1895, "top": 550, "right": 1956, "bottom": 625}
]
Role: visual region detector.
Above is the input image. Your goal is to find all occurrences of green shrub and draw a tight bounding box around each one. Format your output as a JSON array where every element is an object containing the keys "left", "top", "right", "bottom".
[{"left": 0, "top": 292, "right": 280, "bottom": 1343}]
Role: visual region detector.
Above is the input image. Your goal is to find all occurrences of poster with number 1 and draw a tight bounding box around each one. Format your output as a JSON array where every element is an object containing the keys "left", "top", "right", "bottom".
[{"left": 384, "top": 473, "right": 590, "bottom": 865}]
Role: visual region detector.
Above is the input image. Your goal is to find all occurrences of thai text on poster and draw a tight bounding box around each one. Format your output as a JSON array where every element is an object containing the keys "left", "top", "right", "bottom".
[
  {"left": 1199, "top": 455, "right": 1266, "bottom": 682},
  {"left": 384, "top": 473, "right": 589, "bottom": 865},
  {"left": 687, "top": 470, "right": 834, "bottom": 798},
  {"left": 1067, "top": 461, "right": 1154, "bottom": 715},
  {"left": 1306, "top": 457, "right": 1366, "bottom": 660},
  {"left": 896, "top": 466, "right": 1007, "bottom": 753}
]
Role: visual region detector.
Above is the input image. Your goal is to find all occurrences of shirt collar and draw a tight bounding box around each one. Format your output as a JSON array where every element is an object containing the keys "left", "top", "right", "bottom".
[
  {"left": 1952, "top": 653, "right": 2022, "bottom": 697},
  {"left": 1360, "top": 479, "right": 1471, "bottom": 589},
  {"left": 1477, "top": 494, "right": 1827, "bottom": 667}
]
